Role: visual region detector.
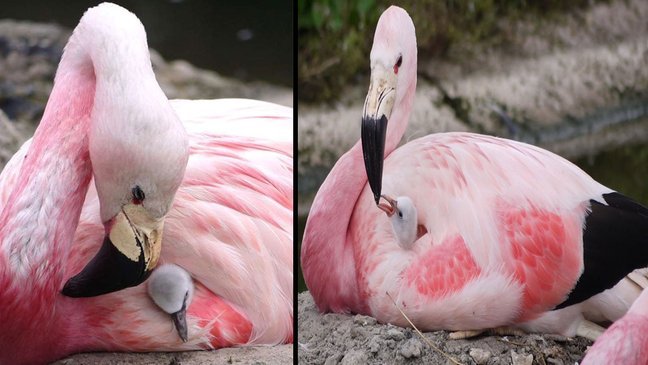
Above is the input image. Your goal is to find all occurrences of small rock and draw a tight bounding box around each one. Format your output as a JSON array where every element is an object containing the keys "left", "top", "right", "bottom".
[
  {"left": 443, "top": 340, "right": 465, "bottom": 354},
  {"left": 399, "top": 338, "right": 423, "bottom": 359},
  {"left": 340, "top": 350, "right": 368, "bottom": 365},
  {"left": 511, "top": 350, "right": 533, "bottom": 365},
  {"left": 469, "top": 348, "right": 492, "bottom": 365},
  {"left": 543, "top": 345, "right": 563, "bottom": 357},
  {"left": 547, "top": 358, "right": 564, "bottom": 365},
  {"left": 353, "top": 315, "right": 377, "bottom": 326},
  {"left": 384, "top": 339, "right": 397, "bottom": 348},
  {"left": 324, "top": 353, "right": 343, "bottom": 365},
  {"left": 350, "top": 326, "right": 366, "bottom": 339},
  {"left": 368, "top": 336, "right": 382, "bottom": 353},
  {"left": 386, "top": 328, "right": 405, "bottom": 341}
]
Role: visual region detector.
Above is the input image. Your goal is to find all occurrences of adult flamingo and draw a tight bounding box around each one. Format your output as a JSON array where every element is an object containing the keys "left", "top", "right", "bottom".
[
  {"left": 0, "top": 3, "right": 292, "bottom": 364},
  {"left": 301, "top": 5, "right": 648, "bottom": 339},
  {"left": 581, "top": 286, "right": 648, "bottom": 364}
]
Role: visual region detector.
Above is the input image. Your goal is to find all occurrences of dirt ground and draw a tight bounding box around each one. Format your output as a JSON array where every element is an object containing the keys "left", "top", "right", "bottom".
[
  {"left": 51, "top": 345, "right": 293, "bottom": 365},
  {"left": 298, "top": 292, "right": 593, "bottom": 365}
]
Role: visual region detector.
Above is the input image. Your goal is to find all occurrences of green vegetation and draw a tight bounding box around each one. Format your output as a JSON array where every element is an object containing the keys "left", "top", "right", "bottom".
[{"left": 298, "top": 0, "right": 599, "bottom": 103}]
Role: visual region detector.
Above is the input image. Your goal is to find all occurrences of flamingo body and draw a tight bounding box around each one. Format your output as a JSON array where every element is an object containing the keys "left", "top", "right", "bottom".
[
  {"left": 301, "top": 5, "right": 648, "bottom": 338},
  {"left": 0, "top": 4, "right": 292, "bottom": 364},
  {"left": 349, "top": 133, "right": 600, "bottom": 329}
]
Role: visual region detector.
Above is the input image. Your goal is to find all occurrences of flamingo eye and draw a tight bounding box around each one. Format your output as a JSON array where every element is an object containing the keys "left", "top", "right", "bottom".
[
  {"left": 397, "top": 210, "right": 403, "bottom": 218},
  {"left": 132, "top": 185, "right": 145, "bottom": 204},
  {"left": 394, "top": 55, "right": 403, "bottom": 74}
]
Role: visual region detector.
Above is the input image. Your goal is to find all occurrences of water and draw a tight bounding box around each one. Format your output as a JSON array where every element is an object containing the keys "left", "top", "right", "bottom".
[
  {"left": 0, "top": 0, "right": 292, "bottom": 87},
  {"left": 297, "top": 143, "right": 648, "bottom": 292},
  {"left": 576, "top": 144, "right": 648, "bottom": 204}
]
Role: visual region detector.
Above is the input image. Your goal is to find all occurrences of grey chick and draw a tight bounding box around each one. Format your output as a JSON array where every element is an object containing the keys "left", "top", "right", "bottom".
[{"left": 147, "top": 264, "right": 194, "bottom": 342}]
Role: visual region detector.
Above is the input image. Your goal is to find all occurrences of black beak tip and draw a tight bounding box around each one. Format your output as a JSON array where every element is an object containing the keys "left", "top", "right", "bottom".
[
  {"left": 61, "top": 235, "right": 149, "bottom": 298},
  {"left": 361, "top": 115, "right": 388, "bottom": 204},
  {"left": 172, "top": 309, "right": 189, "bottom": 342},
  {"left": 61, "top": 276, "right": 87, "bottom": 298}
]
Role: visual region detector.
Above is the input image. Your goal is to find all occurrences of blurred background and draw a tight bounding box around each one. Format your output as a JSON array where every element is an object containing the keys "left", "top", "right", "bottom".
[
  {"left": 2, "top": 0, "right": 292, "bottom": 86},
  {"left": 298, "top": 0, "right": 648, "bottom": 292},
  {"left": 0, "top": 0, "right": 293, "bottom": 168}
]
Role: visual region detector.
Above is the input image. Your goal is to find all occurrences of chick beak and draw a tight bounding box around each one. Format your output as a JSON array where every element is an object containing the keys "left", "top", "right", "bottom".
[
  {"left": 171, "top": 291, "right": 189, "bottom": 342},
  {"left": 378, "top": 194, "right": 397, "bottom": 217}
]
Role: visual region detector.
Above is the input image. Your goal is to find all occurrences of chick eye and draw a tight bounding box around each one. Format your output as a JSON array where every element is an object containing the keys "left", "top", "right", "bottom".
[
  {"left": 132, "top": 185, "right": 145, "bottom": 204},
  {"left": 394, "top": 55, "right": 403, "bottom": 74}
]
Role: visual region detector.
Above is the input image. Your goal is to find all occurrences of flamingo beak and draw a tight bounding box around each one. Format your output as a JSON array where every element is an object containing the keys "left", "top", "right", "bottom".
[
  {"left": 378, "top": 195, "right": 398, "bottom": 217},
  {"left": 62, "top": 204, "right": 164, "bottom": 297},
  {"left": 171, "top": 291, "right": 190, "bottom": 342},
  {"left": 361, "top": 64, "right": 396, "bottom": 204}
]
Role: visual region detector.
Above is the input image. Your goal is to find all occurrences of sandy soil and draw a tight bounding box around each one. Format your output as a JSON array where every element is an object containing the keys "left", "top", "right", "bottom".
[
  {"left": 298, "top": 292, "right": 592, "bottom": 365},
  {"left": 52, "top": 345, "right": 293, "bottom": 365}
]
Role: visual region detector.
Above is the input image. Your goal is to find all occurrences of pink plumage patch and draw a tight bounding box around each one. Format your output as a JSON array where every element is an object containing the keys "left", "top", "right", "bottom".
[
  {"left": 499, "top": 205, "right": 581, "bottom": 319},
  {"left": 403, "top": 235, "right": 481, "bottom": 298},
  {"left": 189, "top": 283, "right": 253, "bottom": 347}
]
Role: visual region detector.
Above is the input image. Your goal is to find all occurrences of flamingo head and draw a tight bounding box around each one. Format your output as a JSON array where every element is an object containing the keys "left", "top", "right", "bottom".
[
  {"left": 147, "top": 264, "right": 194, "bottom": 342},
  {"left": 62, "top": 94, "right": 189, "bottom": 298},
  {"left": 361, "top": 6, "right": 416, "bottom": 204},
  {"left": 379, "top": 195, "right": 418, "bottom": 249}
]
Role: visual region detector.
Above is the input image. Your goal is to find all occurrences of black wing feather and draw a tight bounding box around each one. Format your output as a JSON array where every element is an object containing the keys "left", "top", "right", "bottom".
[{"left": 556, "top": 192, "right": 648, "bottom": 309}]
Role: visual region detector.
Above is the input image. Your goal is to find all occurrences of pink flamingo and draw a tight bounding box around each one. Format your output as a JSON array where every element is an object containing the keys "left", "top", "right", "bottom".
[
  {"left": 301, "top": 5, "right": 648, "bottom": 340},
  {"left": 581, "top": 286, "right": 648, "bottom": 364},
  {"left": 0, "top": 3, "right": 292, "bottom": 364}
]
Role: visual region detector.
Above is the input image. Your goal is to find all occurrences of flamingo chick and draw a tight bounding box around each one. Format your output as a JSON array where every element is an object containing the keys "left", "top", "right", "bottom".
[
  {"left": 301, "top": 5, "right": 648, "bottom": 339},
  {"left": 148, "top": 264, "right": 195, "bottom": 342},
  {"left": 378, "top": 195, "right": 425, "bottom": 249}
]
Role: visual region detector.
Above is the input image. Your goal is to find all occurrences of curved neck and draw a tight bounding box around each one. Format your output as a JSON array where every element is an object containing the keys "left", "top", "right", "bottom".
[
  {"left": 0, "top": 38, "right": 96, "bottom": 364},
  {"left": 0, "top": 50, "right": 96, "bottom": 293},
  {"left": 301, "top": 143, "right": 367, "bottom": 313},
  {"left": 302, "top": 66, "right": 416, "bottom": 314},
  {"left": 0, "top": 6, "right": 155, "bottom": 361}
]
